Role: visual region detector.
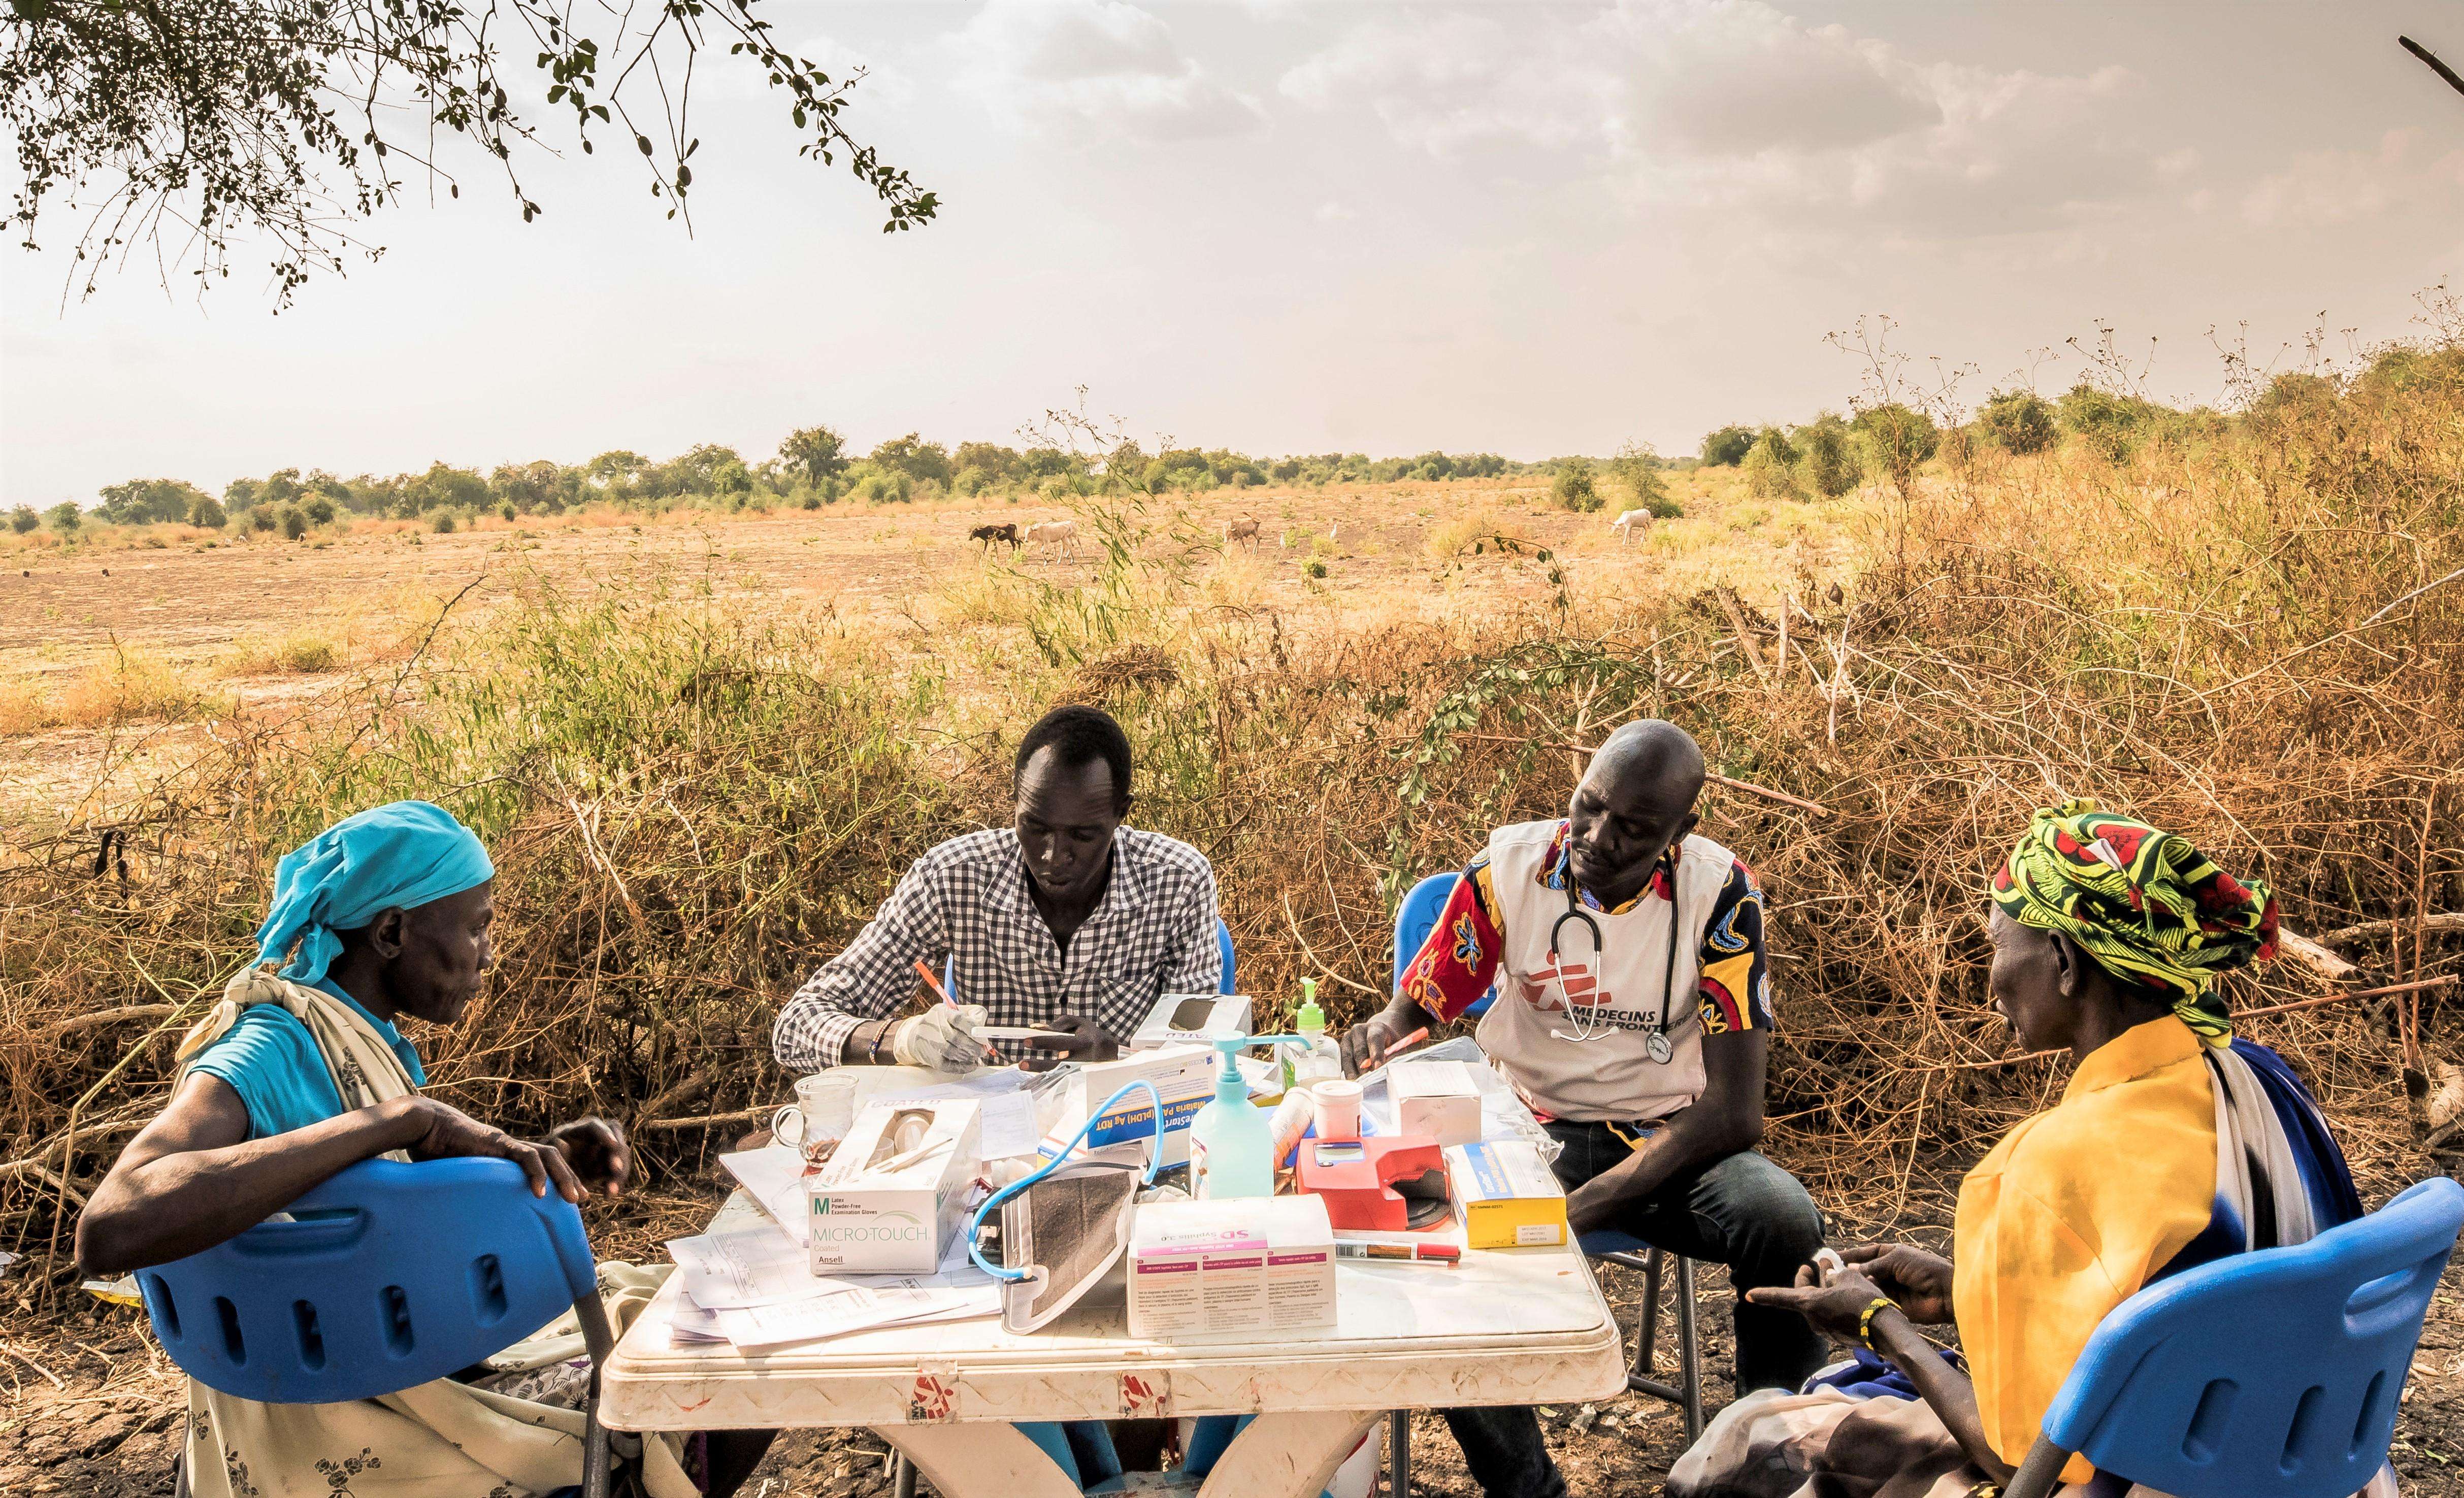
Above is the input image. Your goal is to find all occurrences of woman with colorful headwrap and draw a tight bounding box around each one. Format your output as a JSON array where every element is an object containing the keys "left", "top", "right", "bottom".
[
  {"left": 1670, "top": 801, "right": 2376, "bottom": 1498},
  {"left": 78, "top": 802, "right": 771, "bottom": 1498}
]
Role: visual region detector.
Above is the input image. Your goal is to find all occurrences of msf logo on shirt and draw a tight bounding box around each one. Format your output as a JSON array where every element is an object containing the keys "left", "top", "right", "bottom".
[{"left": 1515, "top": 961, "right": 1662, "bottom": 1032}]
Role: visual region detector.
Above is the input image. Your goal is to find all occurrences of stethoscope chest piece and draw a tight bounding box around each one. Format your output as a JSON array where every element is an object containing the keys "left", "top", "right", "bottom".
[{"left": 1644, "top": 1029, "right": 1673, "bottom": 1064}]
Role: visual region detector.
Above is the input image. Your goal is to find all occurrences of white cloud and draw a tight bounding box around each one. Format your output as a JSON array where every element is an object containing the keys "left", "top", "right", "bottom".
[
  {"left": 951, "top": 0, "right": 1264, "bottom": 143},
  {"left": 2242, "top": 129, "right": 2464, "bottom": 229},
  {"left": 1278, "top": 0, "right": 2169, "bottom": 240}
]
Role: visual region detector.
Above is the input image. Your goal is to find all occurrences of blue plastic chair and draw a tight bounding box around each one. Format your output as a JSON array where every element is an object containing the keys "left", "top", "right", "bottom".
[
  {"left": 1393, "top": 872, "right": 1492, "bottom": 1018},
  {"left": 1215, "top": 918, "right": 1237, "bottom": 995},
  {"left": 139, "top": 1157, "right": 616, "bottom": 1498},
  {"left": 2004, "top": 1176, "right": 2464, "bottom": 1498}
]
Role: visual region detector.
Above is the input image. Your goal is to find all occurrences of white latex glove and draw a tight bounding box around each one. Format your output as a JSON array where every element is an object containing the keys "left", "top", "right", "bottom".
[{"left": 893, "top": 1003, "right": 990, "bottom": 1072}]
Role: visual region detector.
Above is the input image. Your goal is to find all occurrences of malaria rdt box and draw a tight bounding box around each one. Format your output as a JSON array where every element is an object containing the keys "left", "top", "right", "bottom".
[{"left": 806, "top": 1098, "right": 983, "bottom": 1274}]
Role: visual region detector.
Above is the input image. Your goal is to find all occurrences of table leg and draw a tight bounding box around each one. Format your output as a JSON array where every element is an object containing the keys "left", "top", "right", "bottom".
[
  {"left": 1197, "top": 1409, "right": 1384, "bottom": 1498},
  {"left": 873, "top": 1423, "right": 1084, "bottom": 1498}
]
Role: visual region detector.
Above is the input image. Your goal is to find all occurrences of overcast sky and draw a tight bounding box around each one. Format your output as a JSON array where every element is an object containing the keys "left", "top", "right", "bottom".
[{"left": 7, "top": 1, "right": 2464, "bottom": 506}]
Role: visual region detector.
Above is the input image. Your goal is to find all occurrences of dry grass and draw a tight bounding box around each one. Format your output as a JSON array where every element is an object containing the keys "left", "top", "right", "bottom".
[
  {"left": 0, "top": 647, "right": 230, "bottom": 734},
  {"left": 2, "top": 346, "right": 2459, "bottom": 1318},
  {"left": 1426, "top": 504, "right": 1538, "bottom": 560}
]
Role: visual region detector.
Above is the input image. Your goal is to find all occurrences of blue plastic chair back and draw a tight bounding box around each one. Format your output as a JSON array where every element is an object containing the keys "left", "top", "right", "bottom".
[
  {"left": 1394, "top": 872, "right": 1493, "bottom": 1018},
  {"left": 1216, "top": 919, "right": 1237, "bottom": 996},
  {"left": 2037, "top": 1176, "right": 2464, "bottom": 1498},
  {"left": 139, "top": 1156, "right": 600, "bottom": 1405}
]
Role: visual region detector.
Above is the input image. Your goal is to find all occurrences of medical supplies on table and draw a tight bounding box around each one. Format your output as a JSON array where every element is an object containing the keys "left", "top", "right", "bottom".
[
  {"left": 1043, "top": 1044, "right": 1217, "bottom": 1166},
  {"left": 1128, "top": 1194, "right": 1338, "bottom": 1338},
  {"left": 1386, "top": 1060, "right": 1484, "bottom": 1147},
  {"left": 1129, "top": 991, "right": 1253, "bottom": 1052},
  {"left": 806, "top": 1097, "right": 984, "bottom": 1273},
  {"left": 1445, "top": 1140, "right": 1570, "bottom": 1249}
]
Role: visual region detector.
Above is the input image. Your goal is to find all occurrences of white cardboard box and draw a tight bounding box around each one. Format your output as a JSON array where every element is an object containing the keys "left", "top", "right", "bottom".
[
  {"left": 1047, "top": 1044, "right": 1217, "bottom": 1167},
  {"left": 1388, "top": 1060, "right": 1484, "bottom": 1147},
  {"left": 806, "top": 1098, "right": 983, "bottom": 1274},
  {"left": 1129, "top": 992, "right": 1253, "bottom": 1053},
  {"left": 1128, "top": 1194, "right": 1336, "bottom": 1339}
]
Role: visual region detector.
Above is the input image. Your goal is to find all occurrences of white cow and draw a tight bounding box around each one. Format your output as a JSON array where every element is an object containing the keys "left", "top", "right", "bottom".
[
  {"left": 1609, "top": 508, "right": 1656, "bottom": 544},
  {"left": 1022, "top": 519, "right": 1082, "bottom": 559}
]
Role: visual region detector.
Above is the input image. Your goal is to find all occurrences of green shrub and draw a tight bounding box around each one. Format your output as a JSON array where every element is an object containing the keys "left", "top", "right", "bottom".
[
  {"left": 47, "top": 502, "right": 80, "bottom": 533},
  {"left": 248, "top": 507, "right": 277, "bottom": 532},
  {"left": 1851, "top": 403, "right": 1940, "bottom": 502},
  {"left": 1700, "top": 425, "right": 1755, "bottom": 466},
  {"left": 1977, "top": 389, "right": 2057, "bottom": 455},
  {"left": 1608, "top": 440, "right": 1677, "bottom": 516},
  {"left": 278, "top": 505, "right": 309, "bottom": 540},
  {"left": 952, "top": 465, "right": 992, "bottom": 497},
  {"left": 499, "top": 501, "right": 517, "bottom": 521},
  {"left": 433, "top": 511, "right": 457, "bottom": 534},
  {"left": 1742, "top": 430, "right": 1804, "bottom": 501},
  {"left": 302, "top": 494, "right": 336, "bottom": 525},
  {"left": 1551, "top": 459, "right": 1602, "bottom": 513},
  {"left": 11, "top": 504, "right": 41, "bottom": 534},
  {"left": 1302, "top": 557, "right": 1328, "bottom": 579},
  {"left": 1798, "top": 413, "right": 1861, "bottom": 498},
  {"left": 2057, "top": 383, "right": 2161, "bottom": 463}
]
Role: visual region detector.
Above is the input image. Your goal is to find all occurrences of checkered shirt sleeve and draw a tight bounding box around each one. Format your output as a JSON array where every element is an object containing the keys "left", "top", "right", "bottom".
[{"left": 771, "top": 828, "right": 1223, "bottom": 1071}]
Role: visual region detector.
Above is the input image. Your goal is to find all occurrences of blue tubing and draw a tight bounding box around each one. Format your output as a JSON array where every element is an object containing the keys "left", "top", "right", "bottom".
[{"left": 967, "top": 1080, "right": 1165, "bottom": 1282}]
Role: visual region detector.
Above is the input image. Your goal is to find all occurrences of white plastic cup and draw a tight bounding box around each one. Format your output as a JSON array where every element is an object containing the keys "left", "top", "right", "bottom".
[
  {"left": 771, "top": 1072, "right": 861, "bottom": 1166},
  {"left": 1314, "top": 1079, "right": 1363, "bottom": 1143}
]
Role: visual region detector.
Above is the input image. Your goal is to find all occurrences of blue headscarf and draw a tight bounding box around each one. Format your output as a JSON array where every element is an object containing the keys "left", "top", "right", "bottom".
[{"left": 253, "top": 801, "right": 495, "bottom": 984}]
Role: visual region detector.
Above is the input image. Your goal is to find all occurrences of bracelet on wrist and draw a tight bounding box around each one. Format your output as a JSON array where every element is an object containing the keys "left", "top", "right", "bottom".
[{"left": 1857, "top": 1295, "right": 1898, "bottom": 1352}]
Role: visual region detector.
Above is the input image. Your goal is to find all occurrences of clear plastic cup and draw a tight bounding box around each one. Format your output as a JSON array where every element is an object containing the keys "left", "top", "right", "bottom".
[{"left": 771, "top": 1071, "right": 861, "bottom": 1166}]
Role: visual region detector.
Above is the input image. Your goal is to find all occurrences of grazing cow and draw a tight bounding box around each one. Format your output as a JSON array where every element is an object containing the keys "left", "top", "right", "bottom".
[
  {"left": 1224, "top": 516, "right": 1261, "bottom": 550},
  {"left": 1021, "top": 519, "right": 1082, "bottom": 559},
  {"left": 969, "top": 522, "right": 1020, "bottom": 552},
  {"left": 1609, "top": 508, "right": 1655, "bottom": 544}
]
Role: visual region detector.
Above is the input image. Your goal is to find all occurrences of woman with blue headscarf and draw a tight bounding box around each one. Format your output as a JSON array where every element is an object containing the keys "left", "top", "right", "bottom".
[{"left": 79, "top": 802, "right": 769, "bottom": 1498}]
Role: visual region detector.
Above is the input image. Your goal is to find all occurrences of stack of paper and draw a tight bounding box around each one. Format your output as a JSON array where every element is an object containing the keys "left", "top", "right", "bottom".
[{"left": 664, "top": 1216, "right": 999, "bottom": 1353}]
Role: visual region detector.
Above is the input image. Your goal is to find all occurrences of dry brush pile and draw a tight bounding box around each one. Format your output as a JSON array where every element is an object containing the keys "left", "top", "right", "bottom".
[{"left": 4, "top": 348, "right": 2462, "bottom": 1300}]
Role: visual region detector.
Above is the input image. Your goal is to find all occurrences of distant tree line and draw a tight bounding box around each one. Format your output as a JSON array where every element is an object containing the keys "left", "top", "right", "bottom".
[{"left": 29, "top": 428, "right": 1614, "bottom": 538}]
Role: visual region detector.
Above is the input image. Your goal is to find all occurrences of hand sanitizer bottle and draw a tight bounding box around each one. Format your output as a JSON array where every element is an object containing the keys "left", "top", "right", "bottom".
[{"left": 1191, "top": 1034, "right": 1298, "bottom": 1200}]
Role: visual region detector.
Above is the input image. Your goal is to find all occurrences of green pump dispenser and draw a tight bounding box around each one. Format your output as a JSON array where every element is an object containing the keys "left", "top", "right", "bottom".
[{"left": 1190, "top": 1034, "right": 1302, "bottom": 1200}]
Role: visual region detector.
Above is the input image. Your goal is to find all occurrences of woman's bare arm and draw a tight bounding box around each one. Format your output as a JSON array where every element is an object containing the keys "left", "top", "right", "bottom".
[{"left": 77, "top": 1073, "right": 580, "bottom": 1275}]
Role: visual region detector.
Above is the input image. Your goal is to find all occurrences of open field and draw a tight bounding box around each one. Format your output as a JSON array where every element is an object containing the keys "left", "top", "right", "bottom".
[
  {"left": 0, "top": 468, "right": 1849, "bottom": 828},
  {"left": 4, "top": 360, "right": 2462, "bottom": 1493}
]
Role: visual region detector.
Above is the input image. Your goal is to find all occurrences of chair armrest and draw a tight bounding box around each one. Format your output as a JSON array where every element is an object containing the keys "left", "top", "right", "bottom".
[{"left": 2001, "top": 1435, "right": 2073, "bottom": 1498}]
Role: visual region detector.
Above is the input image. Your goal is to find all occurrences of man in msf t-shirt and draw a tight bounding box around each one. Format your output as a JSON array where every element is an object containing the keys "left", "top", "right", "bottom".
[{"left": 1344, "top": 721, "right": 1826, "bottom": 1498}]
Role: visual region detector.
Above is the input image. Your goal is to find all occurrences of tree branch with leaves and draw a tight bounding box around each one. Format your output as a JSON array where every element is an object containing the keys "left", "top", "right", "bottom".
[{"left": 3, "top": 0, "right": 936, "bottom": 306}]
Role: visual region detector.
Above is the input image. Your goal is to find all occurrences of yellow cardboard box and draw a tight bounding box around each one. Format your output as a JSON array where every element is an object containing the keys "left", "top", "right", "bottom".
[{"left": 1444, "top": 1140, "right": 1569, "bottom": 1249}]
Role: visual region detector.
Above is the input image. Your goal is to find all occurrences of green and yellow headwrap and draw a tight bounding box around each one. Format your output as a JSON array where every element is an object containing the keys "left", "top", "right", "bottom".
[{"left": 1990, "top": 800, "right": 2280, "bottom": 1047}]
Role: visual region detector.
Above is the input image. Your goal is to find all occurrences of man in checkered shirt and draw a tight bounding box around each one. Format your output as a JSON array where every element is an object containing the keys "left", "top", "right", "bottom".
[{"left": 772, "top": 705, "right": 1223, "bottom": 1073}]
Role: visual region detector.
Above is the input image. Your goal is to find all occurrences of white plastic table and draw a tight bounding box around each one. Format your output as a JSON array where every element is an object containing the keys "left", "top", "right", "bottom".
[{"left": 600, "top": 1191, "right": 1627, "bottom": 1497}]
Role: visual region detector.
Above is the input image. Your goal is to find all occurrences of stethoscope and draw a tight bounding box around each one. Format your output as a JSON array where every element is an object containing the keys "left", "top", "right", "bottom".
[{"left": 1546, "top": 849, "right": 1683, "bottom": 1063}]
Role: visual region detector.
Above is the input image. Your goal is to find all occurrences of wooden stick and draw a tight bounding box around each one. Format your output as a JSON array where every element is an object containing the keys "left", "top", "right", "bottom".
[
  {"left": 2403, "top": 36, "right": 2464, "bottom": 98},
  {"left": 31, "top": 1004, "right": 177, "bottom": 1043},
  {"left": 2276, "top": 930, "right": 2361, "bottom": 985},
  {"left": 1716, "top": 588, "right": 1772, "bottom": 684},
  {"left": 2315, "top": 911, "right": 2464, "bottom": 948},
  {"left": 2239, "top": 973, "right": 2459, "bottom": 1019},
  {"left": 637, "top": 1106, "right": 769, "bottom": 1134}
]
